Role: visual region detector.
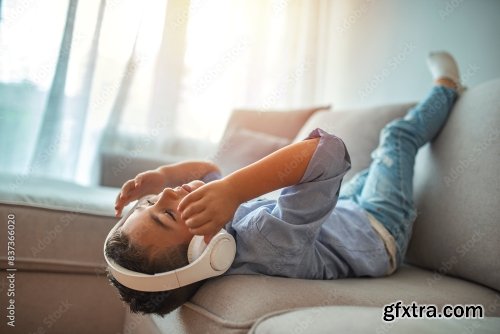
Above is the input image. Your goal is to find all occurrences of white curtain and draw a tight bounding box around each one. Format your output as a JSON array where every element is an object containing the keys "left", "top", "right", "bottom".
[
  {"left": 0, "top": 0, "right": 343, "bottom": 186},
  {"left": 172, "top": 0, "right": 337, "bottom": 144},
  {"left": 0, "top": 0, "right": 172, "bottom": 185}
]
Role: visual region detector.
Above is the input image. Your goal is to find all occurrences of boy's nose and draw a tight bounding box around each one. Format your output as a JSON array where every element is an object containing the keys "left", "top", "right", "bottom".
[{"left": 158, "top": 188, "right": 178, "bottom": 202}]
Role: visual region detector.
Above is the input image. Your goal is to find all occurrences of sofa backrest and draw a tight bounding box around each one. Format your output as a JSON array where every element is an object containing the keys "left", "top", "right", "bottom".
[
  {"left": 294, "top": 79, "right": 500, "bottom": 292},
  {"left": 408, "top": 79, "right": 500, "bottom": 292},
  {"left": 293, "top": 103, "right": 412, "bottom": 181}
]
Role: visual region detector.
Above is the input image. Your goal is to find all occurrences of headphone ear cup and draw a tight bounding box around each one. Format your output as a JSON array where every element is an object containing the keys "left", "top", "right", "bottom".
[
  {"left": 187, "top": 235, "right": 207, "bottom": 263},
  {"left": 209, "top": 234, "right": 236, "bottom": 271}
]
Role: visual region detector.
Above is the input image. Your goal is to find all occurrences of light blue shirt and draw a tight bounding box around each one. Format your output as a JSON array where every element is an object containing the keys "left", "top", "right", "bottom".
[{"left": 206, "top": 128, "right": 391, "bottom": 279}]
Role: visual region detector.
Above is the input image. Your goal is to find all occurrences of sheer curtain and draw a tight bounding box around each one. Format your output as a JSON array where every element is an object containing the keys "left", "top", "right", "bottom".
[
  {"left": 0, "top": 0, "right": 171, "bottom": 185},
  {"left": 172, "top": 0, "right": 337, "bottom": 145},
  {"left": 0, "top": 0, "right": 341, "bottom": 186}
]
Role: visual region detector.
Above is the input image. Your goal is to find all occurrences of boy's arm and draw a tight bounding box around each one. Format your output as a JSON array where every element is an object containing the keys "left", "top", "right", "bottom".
[
  {"left": 158, "top": 160, "right": 221, "bottom": 186},
  {"left": 115, "top": 160, "right": 220, "bottom": 217},
  {"left": 226, "top": 137, "right": 320, "bottom": 203},
  {"left": 178, "top": 138, "right": 320, "bottom": 238}
]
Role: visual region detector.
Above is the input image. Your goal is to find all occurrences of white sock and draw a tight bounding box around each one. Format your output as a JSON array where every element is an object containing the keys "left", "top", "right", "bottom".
[{"left": 427, "top": 51, "right": 464, "bottom": 93}]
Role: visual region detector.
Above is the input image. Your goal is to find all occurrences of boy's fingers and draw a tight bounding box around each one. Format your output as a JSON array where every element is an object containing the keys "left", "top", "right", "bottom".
[
  {"left": 115, "top": 196, "right": 126, "bottom": 214},
  {"left": 115, "top": 180, "right": 139, "bottom": 212},
  {"left": 115, "top": 192, "right": 122, "bottom": 207},
  {"left": 181, "top": 203, "right": 204, "bottom": 220},
  {"left": 134, "top": 174, "right": 144, "bottom": 187},
  {"left": 178, "top": 191, "right": 203, "bottom": 212},
  {"left": 115, "top": 191, "right": 129, "bottom": 207},
  {"left": 120, "top": 180, "right": 136, "bottom": 199},
  {"left": 114, "top": 176, "right": 145, "bottom": 218},
  {"left": 185, "top": 212, "right": 210, "bottom": 228},
  {"left": 114, "top": 195, "right": 124, "bottom": 217},
  {"left": 177, "top": 195, "right": 193, "bottom": 212},
  {"left": 188, "top": 221, "right": 216, "bottom": 236}
]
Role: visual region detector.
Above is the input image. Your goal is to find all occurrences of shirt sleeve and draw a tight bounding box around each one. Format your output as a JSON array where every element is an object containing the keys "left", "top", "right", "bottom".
[
  {"left": 249, "top": 128, "right": 351, "bottom": 255},
  {"left": 271, "top": 127, "right": 351, "bottom": 224}
]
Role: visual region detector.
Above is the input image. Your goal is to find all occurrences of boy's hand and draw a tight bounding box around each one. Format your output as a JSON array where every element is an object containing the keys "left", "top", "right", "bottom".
[
  {"left": 178, "top": 179, "right": 241, "bottom": 239},
  {"left": 114, "top": 169, "right": 166, "bottom": 217}
]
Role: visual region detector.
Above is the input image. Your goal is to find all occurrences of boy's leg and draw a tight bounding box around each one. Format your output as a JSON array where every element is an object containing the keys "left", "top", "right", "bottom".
[
  {"left": 356, "top": 52, "right": 461, "bottom": 265},
  {"left": 339, "top": 168, "right": 369, "bottom": 200}
]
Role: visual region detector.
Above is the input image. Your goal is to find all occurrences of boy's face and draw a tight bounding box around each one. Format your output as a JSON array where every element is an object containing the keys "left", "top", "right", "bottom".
[{"left": 120, "top": 180, "right": 206, "bottom": 253}]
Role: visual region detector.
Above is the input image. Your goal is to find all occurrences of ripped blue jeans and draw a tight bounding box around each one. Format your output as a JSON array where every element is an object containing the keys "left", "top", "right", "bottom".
[{"left": 339, "top": 86, "right": 458, "bottom": 265}]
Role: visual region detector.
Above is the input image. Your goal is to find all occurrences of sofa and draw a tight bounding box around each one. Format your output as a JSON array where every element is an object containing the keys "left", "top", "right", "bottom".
[{"left": 1, "top": 79, "right": 499, "bottom": 333}]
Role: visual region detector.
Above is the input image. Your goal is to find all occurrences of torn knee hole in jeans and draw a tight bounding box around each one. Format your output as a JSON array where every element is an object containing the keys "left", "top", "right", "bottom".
[{"left": 381, "top": 155, "right": 394, "bottom": 168}]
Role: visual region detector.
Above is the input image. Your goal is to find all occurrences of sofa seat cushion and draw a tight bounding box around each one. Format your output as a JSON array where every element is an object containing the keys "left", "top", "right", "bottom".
[
  {"left": 249, "top": 306, "right": 500, "bottom": 334},
  {"left": 0, "top": 173, "right": 124, "bottom": 273},
  {"left": 150, "top": 265, "right": 500, "bottom": 333}
]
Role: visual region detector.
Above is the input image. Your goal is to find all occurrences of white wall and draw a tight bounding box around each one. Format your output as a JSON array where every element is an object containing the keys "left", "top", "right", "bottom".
[{"left": 326, "top": 0, "right": 500, "bottom": 109}]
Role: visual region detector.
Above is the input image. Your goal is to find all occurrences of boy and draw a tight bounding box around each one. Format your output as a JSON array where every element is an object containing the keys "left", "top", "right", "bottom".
[{"left": 106, "top": 52, "right": 462, "bottom": 315}]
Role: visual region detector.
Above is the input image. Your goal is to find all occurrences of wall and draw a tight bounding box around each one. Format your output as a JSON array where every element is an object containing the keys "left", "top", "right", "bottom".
[{"left": 326, "top": 0, "right": 500, "bottom": 109}]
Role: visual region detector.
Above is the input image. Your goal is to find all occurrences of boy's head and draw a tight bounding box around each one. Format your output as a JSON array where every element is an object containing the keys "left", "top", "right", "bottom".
[{"left": 105, "top": 180, "right": 206, "bottom": 315}]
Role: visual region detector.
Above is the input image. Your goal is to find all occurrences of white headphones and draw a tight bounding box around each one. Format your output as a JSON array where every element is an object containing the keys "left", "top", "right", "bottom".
[{"left": 103, "top": 200, "right": 236, "bottom": 292}]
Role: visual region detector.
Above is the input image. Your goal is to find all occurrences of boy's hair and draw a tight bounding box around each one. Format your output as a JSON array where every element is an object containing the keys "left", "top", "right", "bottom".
[{"left": 105, "top": 228, "right": 203, "bottom": 315}]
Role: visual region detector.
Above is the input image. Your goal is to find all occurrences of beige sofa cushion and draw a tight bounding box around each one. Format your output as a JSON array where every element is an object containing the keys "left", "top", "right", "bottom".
[
  {"left": 150, "top": 265, "right": 500, "bottom": 333},
  {"left": 408, "top": 79, "right": 500, "bottom": 291},
  {"left": 249, "top": 306, "right": 500, "bottom": 334},
  {"left": 293, "top": 103, "right": 413, "bottom": 181}
]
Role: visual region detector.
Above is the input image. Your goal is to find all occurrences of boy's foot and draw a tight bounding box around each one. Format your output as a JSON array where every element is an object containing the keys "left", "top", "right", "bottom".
[{"left": 427, "top": 51, "right": 465, "bottom": 94}]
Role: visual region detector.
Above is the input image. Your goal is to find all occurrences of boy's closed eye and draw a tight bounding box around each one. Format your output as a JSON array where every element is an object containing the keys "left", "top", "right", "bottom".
[{"left": 145, "top": 199, "right": 177, "bottom": 221}]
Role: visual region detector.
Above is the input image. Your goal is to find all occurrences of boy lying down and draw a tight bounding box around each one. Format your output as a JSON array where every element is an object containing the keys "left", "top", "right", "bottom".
[{"left": 105, "top": 52, "right": 463, "bottom": 315}]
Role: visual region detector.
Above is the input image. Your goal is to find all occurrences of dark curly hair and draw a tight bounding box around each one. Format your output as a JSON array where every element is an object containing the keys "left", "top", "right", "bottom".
[{"left": 105, "top": 228, "right": 204, "bottom": 315}]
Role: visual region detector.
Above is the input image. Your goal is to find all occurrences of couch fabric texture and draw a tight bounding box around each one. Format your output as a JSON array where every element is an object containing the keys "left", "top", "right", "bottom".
[
  {"left": 1, "top": 80, "right": 499, "bottom": 334},
  {"left": 144, "top": 79, "right": 500, "bottom": 333},
  {"left": 0, "top": 176, "right": 128, "bottom": 334}
]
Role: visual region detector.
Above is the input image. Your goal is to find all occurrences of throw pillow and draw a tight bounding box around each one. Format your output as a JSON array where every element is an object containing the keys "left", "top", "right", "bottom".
[{"left": 214, "top": 128, "right": 290, "bottom": 176}]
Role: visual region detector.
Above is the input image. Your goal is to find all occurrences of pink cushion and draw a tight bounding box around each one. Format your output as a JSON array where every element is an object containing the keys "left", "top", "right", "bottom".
[
  {"left": 214, "top": 128, "right": 289, "bottom": 175},
  {"left": 223, "top": 105, "right": 331, "bottom": 140}
]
